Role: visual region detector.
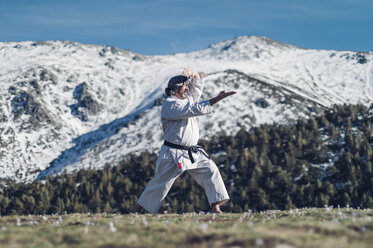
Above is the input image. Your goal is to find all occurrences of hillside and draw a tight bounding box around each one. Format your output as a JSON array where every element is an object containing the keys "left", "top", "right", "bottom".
[
  {"left": 0, "top": 36, "right": 372, "bottom": 182},
  {"left": 1, "top": 104, "right": 372, "bottom": 215}
]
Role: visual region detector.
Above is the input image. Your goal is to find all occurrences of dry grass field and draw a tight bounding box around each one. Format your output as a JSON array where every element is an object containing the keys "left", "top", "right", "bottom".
[{"left": 0, "top": 207, "right": 372, "bottom": 248}]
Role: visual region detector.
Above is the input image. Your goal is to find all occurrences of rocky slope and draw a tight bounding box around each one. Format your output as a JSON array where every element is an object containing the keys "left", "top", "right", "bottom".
[{"left": 0, "top": 36, "right": 372, "bottom": 182}]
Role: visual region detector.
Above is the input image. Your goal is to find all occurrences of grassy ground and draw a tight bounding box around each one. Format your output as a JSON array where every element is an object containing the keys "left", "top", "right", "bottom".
[{"left": 0, "top": 208, "right": 372, "bottom": 248}]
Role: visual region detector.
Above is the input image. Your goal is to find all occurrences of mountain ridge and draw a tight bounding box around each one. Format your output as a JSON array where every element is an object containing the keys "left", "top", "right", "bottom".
[{"left": 0, "top": 36, "right": 372, "bottom": 183}]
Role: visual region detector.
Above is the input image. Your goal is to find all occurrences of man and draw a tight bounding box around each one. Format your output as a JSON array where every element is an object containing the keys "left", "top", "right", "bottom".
[{"left": 133, "top": 68, "right": 236, "bottom": 214}]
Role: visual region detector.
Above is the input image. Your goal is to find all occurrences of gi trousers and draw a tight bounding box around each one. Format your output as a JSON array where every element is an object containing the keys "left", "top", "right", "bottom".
[{"left": 137, "top": 148, "right": 230, "bottom": 214}]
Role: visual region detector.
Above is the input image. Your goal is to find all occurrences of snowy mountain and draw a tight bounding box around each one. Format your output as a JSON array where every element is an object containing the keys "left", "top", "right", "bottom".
[{"left": 0, "top": 36, "right": 372, "bottom": 183}]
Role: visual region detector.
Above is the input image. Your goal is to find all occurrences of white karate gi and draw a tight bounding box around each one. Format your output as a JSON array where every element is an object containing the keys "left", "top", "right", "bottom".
[{"left": 137, "top": 77, "right": 230, "bottom": 214}]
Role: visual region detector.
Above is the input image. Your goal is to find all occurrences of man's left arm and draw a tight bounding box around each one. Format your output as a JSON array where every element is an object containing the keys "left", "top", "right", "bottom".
[{"left": 209, "top": 90, "right": 237, "bottom": 106}]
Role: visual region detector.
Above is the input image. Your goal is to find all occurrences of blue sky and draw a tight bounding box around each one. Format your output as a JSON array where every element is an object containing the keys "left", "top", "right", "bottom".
[{"left": 1, "top": 0, "right": 372, "bottom": 55}]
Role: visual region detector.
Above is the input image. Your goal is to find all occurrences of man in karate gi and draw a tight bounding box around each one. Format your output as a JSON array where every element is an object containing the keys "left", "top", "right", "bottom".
[{"left": 133, "top": 68, "right": 236, "bottom": 214}]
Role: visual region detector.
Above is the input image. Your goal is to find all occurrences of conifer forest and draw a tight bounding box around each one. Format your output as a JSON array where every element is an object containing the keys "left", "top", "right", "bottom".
[{"left": 1, "top": 104, "right": 372, "bottom": 215}]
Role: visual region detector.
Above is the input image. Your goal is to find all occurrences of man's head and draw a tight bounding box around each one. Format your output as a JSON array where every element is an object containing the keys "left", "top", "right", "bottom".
[{"left": 165, "top": 75, "right": 190, "bottom": 99}]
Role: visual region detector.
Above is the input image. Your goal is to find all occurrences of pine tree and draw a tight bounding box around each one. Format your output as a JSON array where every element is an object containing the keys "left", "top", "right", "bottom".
[{"left": 56, "top": 198, "right": 65, "bottom": 213}]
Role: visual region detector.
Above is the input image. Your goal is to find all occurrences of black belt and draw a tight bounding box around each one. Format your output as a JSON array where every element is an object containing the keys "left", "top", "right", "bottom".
[{"left": 163, "top": 140, "right": 209, "bottom": 163}]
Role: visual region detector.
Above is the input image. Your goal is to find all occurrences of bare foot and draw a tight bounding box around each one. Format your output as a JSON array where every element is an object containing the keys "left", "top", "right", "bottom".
[
  {"left": 212, "top": 209, "right": 223, "bottom": 214},
  {"left": 131, "top": 203, "right": 143, "bottom": 214},
  {"left": 211, "top": 202, "right": 223, "bottom": 214}
]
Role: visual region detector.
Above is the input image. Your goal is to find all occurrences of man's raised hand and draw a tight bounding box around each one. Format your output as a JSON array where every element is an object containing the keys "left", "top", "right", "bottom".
[
  {"left": 182, "top": 68, "right": 200, "bottom": 79},
  {"left": 209, "top": 90, "right": 237, "bottom": 106}
]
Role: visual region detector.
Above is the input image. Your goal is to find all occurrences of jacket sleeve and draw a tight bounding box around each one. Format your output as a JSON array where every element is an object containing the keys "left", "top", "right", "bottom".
[
  {"left": 187, "top": 78, "right": 204, "bottom": 102},
  {"left": 162, "top": 99, "right": 212, "bottom": 120}
]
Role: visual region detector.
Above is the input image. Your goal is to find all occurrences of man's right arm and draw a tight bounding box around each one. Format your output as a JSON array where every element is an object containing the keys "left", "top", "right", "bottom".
[{"left": 183, "top": 68, "right": 205, "bottom": 102}]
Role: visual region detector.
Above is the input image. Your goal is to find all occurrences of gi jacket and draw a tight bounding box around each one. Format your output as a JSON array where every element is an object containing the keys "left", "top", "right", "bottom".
[{"left": 160, "top": 77, "right": 212, "bottom": 171}]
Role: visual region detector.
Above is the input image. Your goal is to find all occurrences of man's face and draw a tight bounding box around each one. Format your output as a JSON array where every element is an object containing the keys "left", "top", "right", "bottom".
[{"left": 175, "top": 80, "right": 190, "bottom": 99}]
